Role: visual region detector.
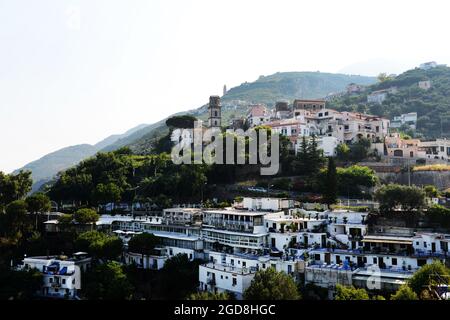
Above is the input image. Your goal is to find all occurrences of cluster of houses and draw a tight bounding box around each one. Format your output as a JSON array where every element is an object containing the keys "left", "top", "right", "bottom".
[
  {"left": 237, "top": 98, "right": 390, "bottom": 158},
  {"left": 19, "top": 197, "right": 450, "bottom": 299},
  {"left": 374, "top": 133, "right": 450, "bottom": 163}
]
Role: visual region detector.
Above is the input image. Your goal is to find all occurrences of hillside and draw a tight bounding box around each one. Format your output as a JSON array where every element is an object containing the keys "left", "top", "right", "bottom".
[
  {"left": 15, "top": 124, "right": 149, "bottom": 192},
  {"left": 16, "top": 144, "right": 98, "bottom": 193},
  {"left": 126, "top": 72, "right": 377, "bottom": 154},
  {"left": 222, "top": 71, "right": 376, "bottom": 105},
  {"left": 327, "top": 66, "right": 450, "bottom": 139},
  {"left": 16, "top": 71, "right": 378, "bottom": 187}
]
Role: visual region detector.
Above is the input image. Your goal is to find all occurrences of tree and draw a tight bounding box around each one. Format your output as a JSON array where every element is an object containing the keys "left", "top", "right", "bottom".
[
  {"left": 408, "top": 261, "right": 450, "bottom": 297},
  {"left": 84, "top": 261, "right": 133, "bottom": 300},
  {"left": 377, "top": 72, "right": 393, "bottom": 83},
  {"left": 73, "top": 208, "right": 99, "bottom": 230},
  {"left": 334, "top": 284, "right": 369, "bottom": 300},
  {"left": 188, "top": 291, "right": 231, "bottom": 300},
  {"left": 323, "top": 157, "right": 337, "bottom": 205},
  {"left": 336, "top": 143, "right": 351, "bottom": 162},
  {"left": 390, "top": 284, "right": 419, "bottom": 300},
  {"left": 1, "top": 200, "right": 32, "bottom": 239},
  {"left": 0, "top": 171, "right": 33, "bottom": 208},
  {"left": 92, "top": 183, "right": 121, "bottom": 205},
  {"left": 427, "top": 204, "right": 450, "bottom": 228},
  {"left": 335, "top": 165, "right": 378, "bottom": 197},
  {"left": 158, "top": 254, "right": 201, "bottom": 299},
  {"left": 0, "top": 267, "right": 43, "bottom": 300},
  {"left": 166, "top": 115, "right": 197, "bottom": 129},
  {"left": 25, "top": 193, "right": 51, "bottom": 230},
  {"left": 294, "top": 136, "right": 325, "bottom": 176},
  {"left": 127, "top": 233, "right": 159, "bottom": 267},
  {"left": 243, "top": 268, "right": 300, "bottom": 300},
  {"left": 374, "top": 184, "right": 426, "bottom": 212},
  {"left": 75, "top": 231, "right": 123, "bottom": 261},
  {"left": 423, "top": 185, "right": 438, "bottom": 198}
]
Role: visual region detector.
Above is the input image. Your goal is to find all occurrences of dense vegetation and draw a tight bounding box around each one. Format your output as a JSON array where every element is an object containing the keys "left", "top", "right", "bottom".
[{"left": 327, "top": 66, "right": 450, "bottom": 139}]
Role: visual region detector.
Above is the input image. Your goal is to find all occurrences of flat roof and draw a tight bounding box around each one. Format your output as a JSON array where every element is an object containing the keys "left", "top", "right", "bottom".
[
  {"left": 203, "top": 209, "right": 271, "bottom": 216},
  {"left": 202, "top": 227, "right": 268, "bottom": 237},
  {"left": 362, "top": 235, "right": 413, "bottom": 245}
]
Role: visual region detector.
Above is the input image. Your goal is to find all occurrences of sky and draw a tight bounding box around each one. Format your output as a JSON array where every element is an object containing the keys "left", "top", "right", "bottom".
[{"left": 1, "top": 0, "right": 450, "bottom": 173}]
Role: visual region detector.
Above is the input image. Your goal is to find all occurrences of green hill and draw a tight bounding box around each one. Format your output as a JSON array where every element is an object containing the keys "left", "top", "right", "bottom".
[
  {"left": 16, "top": 71, "right": 378, "bottom": 188},
  {"left": 326, "top": 66, "right": 450, "bottom": 139},
  {"left": 222, "top": 71, "right": 376, "bottom": 105},
  {"left": 126, "top": 71, "right": 377, "bottom": 154}
]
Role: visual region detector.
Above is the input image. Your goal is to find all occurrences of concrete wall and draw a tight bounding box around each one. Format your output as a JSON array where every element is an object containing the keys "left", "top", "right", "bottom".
[{"left": 377, "top": 171, "right": 450, "bottom": 189}]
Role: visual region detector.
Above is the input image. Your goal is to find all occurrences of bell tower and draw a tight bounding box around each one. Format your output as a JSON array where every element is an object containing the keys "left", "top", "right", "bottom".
[{"left": 208, "top": 95, "right": 222, "bottom": 128}]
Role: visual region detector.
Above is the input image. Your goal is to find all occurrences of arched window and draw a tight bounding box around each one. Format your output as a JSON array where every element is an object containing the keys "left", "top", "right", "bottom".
[{"left": 393, "top": 150, "right": 403, "bottom": 157}]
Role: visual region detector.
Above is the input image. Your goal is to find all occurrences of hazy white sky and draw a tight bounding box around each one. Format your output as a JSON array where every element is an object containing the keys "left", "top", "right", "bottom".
[{"left": 1, "top": 0, "right": 450, "bottom": 173}]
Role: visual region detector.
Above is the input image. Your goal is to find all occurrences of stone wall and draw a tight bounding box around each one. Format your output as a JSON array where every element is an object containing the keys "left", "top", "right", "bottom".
[{"left": 376, "top": 170, "right": 450, "bottom": 189}]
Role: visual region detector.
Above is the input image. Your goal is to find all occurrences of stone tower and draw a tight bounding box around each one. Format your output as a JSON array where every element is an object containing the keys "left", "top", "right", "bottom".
[
  {"left": 223, "top": 84, "right": 227, "bottom": 96},
  {"left": 208, "top": 95, "right": 222, "bottom": 128}
]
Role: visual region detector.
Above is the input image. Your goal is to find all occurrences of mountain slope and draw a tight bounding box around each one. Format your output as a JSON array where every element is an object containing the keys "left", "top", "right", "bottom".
[
  {"left": 222, "top": 71, "right": 376, "bottom": 105},
  {"left": 16, "top": 71, "right": 378, "bottom": 188},
  {"left": 94, "top": 123, "right": 148, "bottom": 150},
  {"left": 15, "top": 124, "right": 149, "bottom": 192},
  {"left": 16, "top": 144, "right": 98, "bottom": 192},
  {"left": 126, "top": 71, "right": 377, "bottom": 153},
  {"left": 326, "top": 65, "right": 450, "bottom": 139}
]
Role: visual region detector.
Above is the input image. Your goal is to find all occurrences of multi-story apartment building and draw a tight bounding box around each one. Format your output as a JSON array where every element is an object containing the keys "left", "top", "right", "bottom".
[
  {"left": 390, "top": 112, "right": 418, "bottom": 129},
  {"left": 246, "top": 104, "right": 271, "bottom": 127},
  {"left": 106, "top": 197, "right": 449, "bottom": 299},
  {"left": 18, "top": 253, "right": 92, "bottom": 299}
]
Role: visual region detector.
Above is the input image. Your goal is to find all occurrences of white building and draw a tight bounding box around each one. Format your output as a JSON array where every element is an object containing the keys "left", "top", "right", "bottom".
[
  {"left": 240, "top": 197, "right": 294, "bottom": 211},
  {"left": 316, "top": 136, "right": 339, "bottom": 157},
  {"left": 162, "top": 208, "right": 202, "bottom": 226},
  {"left": 367, "top": 87, "right": 397, "bottom": 104},
  {"left": 246, "top": 104, "right": 271, "bottom": 127},
  {"left": 390, "top": 112, "right": 418, "bottom": 129},
  {"left": 19, "top": 253, "right": 91, "bottom": 299}
]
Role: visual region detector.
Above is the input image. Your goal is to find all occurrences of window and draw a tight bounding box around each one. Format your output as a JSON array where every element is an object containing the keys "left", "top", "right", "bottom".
[
  {"left": 232, "top": 278, "right": 237, "bottom": 286},
  {"left": 242, "top": 261, "right": 246, "bottom": 267},
  {"left": 62, "top": 279, "right": 66, "bottom": 285},
  {"left": 49, "top": 278, "right": 53, "bottom": 283},
  {"left": 221, "top": 275, "right": 223, "bottom": 279},
  {"left": 230, "top": 259, "right": 234, "bottom": 265},
  {"left": 392, "top": 258, "right": 397, "bottom": 265},
  {"left": 325, "top": 112, "right": 329, "bottom": 116},
  {"left": 72, "top": 279, "right": 75, "bottom": 285},
  {"left": 314, "top": 254, "right": 320, "bottom": 261},
  {"left": 373, "top": 258, "right": 377, "bottom": 264}
]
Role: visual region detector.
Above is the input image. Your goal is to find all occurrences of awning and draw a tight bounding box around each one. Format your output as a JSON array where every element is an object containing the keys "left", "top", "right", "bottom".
[
  {"left": 352, "top": 276, "right": 407, "bottom": 285},
  {"left": 362, "top": 238, "right": 413, "bottom": 245}
]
